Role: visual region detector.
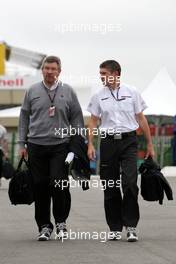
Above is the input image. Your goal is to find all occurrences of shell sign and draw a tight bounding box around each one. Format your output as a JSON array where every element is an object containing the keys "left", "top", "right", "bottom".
[{"left": 0, "top": 43, "right": 5, "bottom": 76}]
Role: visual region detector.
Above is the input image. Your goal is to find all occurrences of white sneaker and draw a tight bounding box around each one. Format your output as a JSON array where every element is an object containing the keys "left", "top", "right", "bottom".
[
  {"left": 126, "top": 227, "right": 138, "bottom": 242},
  {"left": 55, "top": 222, "right": 68, "bottom": 240},
  {"left": 38, "top": 227, "right": 52, "bottom": 241},
  {"left": 108, "top": 231, "right": 122, "bottom": 241}
]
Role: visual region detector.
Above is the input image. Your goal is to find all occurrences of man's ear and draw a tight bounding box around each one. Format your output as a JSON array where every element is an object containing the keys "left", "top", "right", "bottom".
[{"left": 114, "top": 70, "right": 120, "bottom": 76}]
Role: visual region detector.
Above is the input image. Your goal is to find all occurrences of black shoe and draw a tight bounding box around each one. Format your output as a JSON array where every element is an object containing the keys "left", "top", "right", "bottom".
[
  {"left": 38, "top": 226, "right": 53, "bottom": 241},
  {"left": 108, "top": 231, "right": 122, "bottom": 241},
  {"left": 126, "top": 227, "right": 138, "bottom": 242},
  {"left": 55, "top": 222, "right": 68, "bottom": 240}
]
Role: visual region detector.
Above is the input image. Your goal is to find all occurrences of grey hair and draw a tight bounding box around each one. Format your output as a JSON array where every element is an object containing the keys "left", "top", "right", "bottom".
[{"left": 41, "top": 55, "right": 61, "bottom": 69}]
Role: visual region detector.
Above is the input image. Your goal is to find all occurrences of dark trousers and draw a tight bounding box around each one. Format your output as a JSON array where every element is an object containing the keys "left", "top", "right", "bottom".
[
  {"left": 28, "top": 142, "right": 71, "bottom": 232},
  {"left": 100, "top": 135, "right": 139, "bottom": 231},
  {"left": 0, "top": 149, "right": 3, "bottom": 178}
]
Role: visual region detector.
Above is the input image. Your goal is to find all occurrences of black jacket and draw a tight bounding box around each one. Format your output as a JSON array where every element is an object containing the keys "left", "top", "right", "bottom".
[
  {"left": 139, "top": 157, "right": 173, "bottom": 205},
  {"left": 68, "top": 135, "right": 91, "bottom": 190}
]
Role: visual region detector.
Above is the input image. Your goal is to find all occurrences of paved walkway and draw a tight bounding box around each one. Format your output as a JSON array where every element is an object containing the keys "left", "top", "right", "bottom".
[{"left": 0, "top": 177, "right": 176, "bottom": 264}]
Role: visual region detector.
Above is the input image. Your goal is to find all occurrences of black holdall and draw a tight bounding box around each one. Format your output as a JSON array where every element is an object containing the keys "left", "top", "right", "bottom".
[{"left": 8, "top": 156, "right": 34, "bottom": 205}]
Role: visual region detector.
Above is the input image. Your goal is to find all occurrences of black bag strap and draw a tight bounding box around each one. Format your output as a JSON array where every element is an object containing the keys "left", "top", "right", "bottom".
[{"left": 16, "top": 155, "right": 29, "bottom": 172}]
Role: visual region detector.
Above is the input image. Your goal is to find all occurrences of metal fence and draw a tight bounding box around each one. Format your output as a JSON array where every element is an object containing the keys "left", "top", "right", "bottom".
[{"left": 7, "top": 132, "right": 175, "bottom": 170}]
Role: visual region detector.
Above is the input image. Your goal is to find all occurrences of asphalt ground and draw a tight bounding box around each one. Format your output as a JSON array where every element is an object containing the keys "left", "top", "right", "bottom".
[{"left": 0, "top": 176, "right": 176, "bottom": 264}]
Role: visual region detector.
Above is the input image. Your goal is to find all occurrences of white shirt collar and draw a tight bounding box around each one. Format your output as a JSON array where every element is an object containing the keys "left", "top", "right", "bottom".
[
  {"left": 108, "top": 85, "right": 120, "bottom": 92},
  {"left": 43, "top": 80, "right": 59, "bottom": 91},
  {"left": 104, "top": 84, "right": 120, "bottom": 91},
  {"left": 106, "top": 85, "right": 120, "bottom": 99}
]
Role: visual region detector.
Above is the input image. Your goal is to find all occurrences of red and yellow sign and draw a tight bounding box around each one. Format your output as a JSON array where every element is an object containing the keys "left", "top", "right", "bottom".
[{"left": 0, "top": 43, "right": 5, "bottom": 75}]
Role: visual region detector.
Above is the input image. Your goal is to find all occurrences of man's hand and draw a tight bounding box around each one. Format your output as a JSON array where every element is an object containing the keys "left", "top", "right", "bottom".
[
  {"left": 136, "top": 113, "right": 155, "bottom": 159},
  {"left": 19, "top": 148, "right": 28, "bottom": 159},
  {"left": 87, "top": 114, "right": 99, "bottom": 160},
  {"left": 87, "top": 143, "right": 96, "bottom": 160},
  {"left": 3, "top": 152, "right": 9, "bottom": 159},
  {"left": 145, "top": 143, "right": 155, "bottom": 159}
]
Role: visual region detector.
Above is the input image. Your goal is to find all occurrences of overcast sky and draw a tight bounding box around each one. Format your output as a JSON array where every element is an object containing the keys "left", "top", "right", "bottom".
[{"left": 0, "top": 0, "right": 176, "bottom": 91}]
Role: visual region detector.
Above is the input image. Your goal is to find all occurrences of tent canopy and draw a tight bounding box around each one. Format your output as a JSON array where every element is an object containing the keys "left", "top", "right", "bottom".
[
  {"left": 0, "top": 106, "right": 90, "bottom": 127},
  {"left": 142, "top": 68, "right": 176, "bottom": 116}
]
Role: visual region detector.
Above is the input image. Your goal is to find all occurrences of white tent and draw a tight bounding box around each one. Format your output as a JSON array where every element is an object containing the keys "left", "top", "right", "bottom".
[
  {"left": 142, "top": 68, "right": 176, "bottom": 116},
  {"left": 0, "top": 106, "right": 90, "bottom": 127},
  {"left": 142, "top": 68, "right": 176, "bottom": 168}
]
